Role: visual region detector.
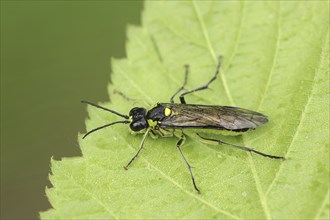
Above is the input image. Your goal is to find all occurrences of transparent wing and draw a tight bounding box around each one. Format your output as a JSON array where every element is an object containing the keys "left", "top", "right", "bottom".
[{"left": 160, "top": 103, "right": 268, "bottom": 130}]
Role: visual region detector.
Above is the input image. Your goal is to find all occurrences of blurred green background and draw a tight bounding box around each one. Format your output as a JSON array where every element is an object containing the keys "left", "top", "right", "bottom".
[{"left": 1, "top": 1, "right": 143, "bottom": 219}]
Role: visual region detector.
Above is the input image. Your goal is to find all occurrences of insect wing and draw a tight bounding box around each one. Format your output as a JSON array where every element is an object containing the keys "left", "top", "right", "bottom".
[{"left": 160, "top": 103, "right": 268, "bottom": 130}]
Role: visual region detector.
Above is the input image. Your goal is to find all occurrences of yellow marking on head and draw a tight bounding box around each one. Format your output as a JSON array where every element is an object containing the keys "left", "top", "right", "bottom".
[
  {"left": 164, "top": 107, "right": 172, "bottom": 116},
  {"left": 147, "top": 119, "right": 157, "bottom": 127}
]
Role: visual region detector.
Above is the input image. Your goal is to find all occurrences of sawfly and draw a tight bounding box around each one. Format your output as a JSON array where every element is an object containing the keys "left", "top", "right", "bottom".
[{"left": 82, "top": 56, "right": 285, "bottom": 194}]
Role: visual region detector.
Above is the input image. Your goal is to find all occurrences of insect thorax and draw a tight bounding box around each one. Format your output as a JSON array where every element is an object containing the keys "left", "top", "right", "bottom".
[{"left": 145, "top": 103, "right": 173, "bottom": 128}]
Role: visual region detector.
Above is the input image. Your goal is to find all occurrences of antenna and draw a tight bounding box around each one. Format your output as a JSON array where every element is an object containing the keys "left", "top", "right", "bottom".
[
  {"left": 82, "top": 120, "right": 129, "bottom": 139},
  {"left": 81, "top": 100, "right": 129, "bottom": 119},
  {"left": 81, "top": 100, "right": 130, "bottom": 138}
]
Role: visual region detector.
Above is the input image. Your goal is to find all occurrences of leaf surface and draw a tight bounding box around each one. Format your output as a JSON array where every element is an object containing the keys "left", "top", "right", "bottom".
[{"left": 41, "top": 1, "right": 329, "bottom": 219}]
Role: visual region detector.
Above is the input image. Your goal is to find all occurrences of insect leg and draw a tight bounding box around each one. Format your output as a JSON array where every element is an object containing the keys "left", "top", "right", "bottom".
[
  {"left": 124, "top": 129, "right": 151, "bottom": 170},
  {"left": 170, "top": 65, "right": 189, "bottom": 103},
  {"left": 149, "top": 129, "right": 159, "bottom": 139},
  {"left": 113, "top": 89, "right": 150, "bottom": 106},
  {"left": 113, "top": 89, "right": 136, "bottom": 102},
  {"left": 179, "top": 56, "right": 222, "bottom": 104},
  {"left": 196, "top": 133, "right": 286, "bottom": 160},
  {"left": 176, "top": 134, "right": 201, "bottom": 194}
]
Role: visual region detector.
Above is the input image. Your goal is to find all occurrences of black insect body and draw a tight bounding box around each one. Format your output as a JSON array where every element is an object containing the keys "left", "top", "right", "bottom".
[{"left": 82, "top": 56, "right": 285, "bottom": 194}]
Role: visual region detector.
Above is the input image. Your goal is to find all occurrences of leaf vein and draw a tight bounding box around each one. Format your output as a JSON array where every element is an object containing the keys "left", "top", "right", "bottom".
[
  {"left": 61, "top": 166, "right": 119, "bottom": 219},
  {"left": 265, "top": 30, "right": 329, "bottom": 196},
  {"left": 114, "top": 130, "right": 240, "bottom": 219},
  {"left": 117, "top": 62, "right": 154, "bottom": 103},
  {"left": 247, "top": 155, "right": 272, "bottom": 219},
  {"left": 256, "top": 2, "right": 281, "bottom": 111},
  {"left": 241, "top": 3, "right": 282, "bottom": 219},
  {"left": 192, "top": 0, "right": 234, "bottom": 105},
  {"left": 314, "top": 189, "right": 330, "bottom": 220}
]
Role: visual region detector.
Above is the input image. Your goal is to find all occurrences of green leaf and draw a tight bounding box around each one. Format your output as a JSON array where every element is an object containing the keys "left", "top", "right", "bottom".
[{"left": 41, "top": 1, "right": 329, "bottom": 219}]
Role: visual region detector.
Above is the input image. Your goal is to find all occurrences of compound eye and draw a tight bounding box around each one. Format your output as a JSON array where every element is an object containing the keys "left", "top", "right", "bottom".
[
  {"left": 129, "top": 107, "right": 139, "bottom": 116},
  {"left": 129, "top": 107, "right": 147, "bottom": 120},
  {"left": 130, "top": 120, "right": 147, "bottom": 132}
]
